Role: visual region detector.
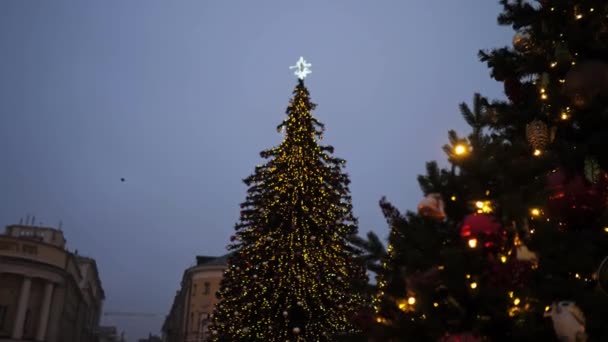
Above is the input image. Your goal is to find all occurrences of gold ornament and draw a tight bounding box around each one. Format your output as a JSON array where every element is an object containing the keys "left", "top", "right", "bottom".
[
  {"left": 513, "top": 30, "right": 534, "bottom": 53},
  {"left": 526, "top": 120, "right": 556, "bottom": 151}
]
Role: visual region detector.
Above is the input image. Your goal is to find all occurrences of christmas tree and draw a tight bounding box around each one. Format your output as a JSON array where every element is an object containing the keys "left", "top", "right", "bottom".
[
  {"left": 209, "top": 57, "right": 368, "bottom": 341},
  {"left": 368, "top": 1, "right": 608, "bottom": 341}
]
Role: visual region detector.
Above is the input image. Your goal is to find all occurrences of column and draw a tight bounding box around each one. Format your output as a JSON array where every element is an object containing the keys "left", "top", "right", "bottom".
[
  {"left": 12, "top": 276, "right": 32, "bottom": 339},
  {"left": 36, "top": 281, "right": 54, "bottom": 341}
]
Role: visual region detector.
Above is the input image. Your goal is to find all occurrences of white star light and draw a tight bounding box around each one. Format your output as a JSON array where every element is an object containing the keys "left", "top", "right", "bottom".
[{"left": 289, "top": 56, "right": 312, "bottom": 80}]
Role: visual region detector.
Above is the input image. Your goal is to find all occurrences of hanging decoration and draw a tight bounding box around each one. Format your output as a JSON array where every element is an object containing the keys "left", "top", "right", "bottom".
[
  {"left": 460, "top": 214, "right": 506, "bottom": 251},
  {"left": 544, "top": 301, "right": 587, "bottom": 342},
  {"left": 584, "top": 157, "right": 604, "bottom": 184},
  {"left": 526, "top": 119, "right": 555, "bottom": 152},
  {"left": 546, "top": 169, "right": 607, "bottom": 227},
  {"left": 514, "top": 234, "right": 538, "bottom": 265},
  {"left": 513, "top": 30, "right": 534, "bottom": 53},
  {"left": 563, "top": 60, "right": 608, "bottom": 108},
  {"left": 418, "top": 193, "right": 447, "bottom": 221}
]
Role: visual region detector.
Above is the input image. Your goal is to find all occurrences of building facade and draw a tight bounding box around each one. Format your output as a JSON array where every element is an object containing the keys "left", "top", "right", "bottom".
[
  {"left": 0, "top": 224, "right": 105, "bottom": 342},
  {"left": 162, "top": 255, "right": 229, "bottom": 342}
]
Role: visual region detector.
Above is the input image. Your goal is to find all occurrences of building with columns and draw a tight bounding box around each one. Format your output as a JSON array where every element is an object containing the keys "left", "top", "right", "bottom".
[
  {"left": 162, "top": 254, "right": 229, "bottom": 342},
  {"left": 0, "top": 224, "right": 105, "bottom": 342}
]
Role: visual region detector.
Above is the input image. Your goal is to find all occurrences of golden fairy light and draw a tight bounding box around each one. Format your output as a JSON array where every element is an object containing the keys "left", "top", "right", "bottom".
[{"left": 454, "top": 144, "right": 468, "bottom": 156}]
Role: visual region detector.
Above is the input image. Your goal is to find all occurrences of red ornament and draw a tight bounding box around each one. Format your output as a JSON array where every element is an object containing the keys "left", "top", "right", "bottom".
[
  {"left": 438, "top": 332, "right": 482, "bottom": 342},
  {"left": 546, "top": 169, "right": 607, "bottom": 227},
  {"left": 460, "top": 214, "right": 505, "bottom": 251}
]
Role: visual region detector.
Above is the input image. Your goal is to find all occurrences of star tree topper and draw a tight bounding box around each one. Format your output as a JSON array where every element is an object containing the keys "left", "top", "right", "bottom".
[{"left": 290, "top": 56, "right": 312, "bottom": 80}]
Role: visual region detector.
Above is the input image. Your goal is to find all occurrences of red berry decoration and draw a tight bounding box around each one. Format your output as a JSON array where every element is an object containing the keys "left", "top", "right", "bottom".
[
  {"left": 546, "top": 169, "right": 607, "bottom": 228},
  {"left": 460, "top": 214, "right": 506, "bottom": 251}
]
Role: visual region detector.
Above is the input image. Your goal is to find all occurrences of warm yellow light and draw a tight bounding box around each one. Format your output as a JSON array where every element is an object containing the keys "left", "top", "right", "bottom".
[
  {"left": 513, "top": 298, "right": 521, "bottom": 306},
  {"left": 407, "top": 297, "right": 416, "bottom": 305},
  {"left": 531, "top": 208, "right": 541, "bottom": 217},
  {"left": 450, "top": 196, "right": 457, "bottom": 201},
  {"left": 508, "top": 291, "right": 514, "bottom": 298},
  {"left": 533, "top": 149, "right": 542, "bottom": 156},
  {"left": 575, "top": 273, "right": 581, "bottom": 279},
  {"left": 454, "top": 144, "right": 468, "bottom": 156},
  {"left": 474, "top": 200, "right": 492, "bottom": 213},
  {"left": 550, "top": 62, "right": 558, "bottom": 68},
  {"left": 470, "top": 282, "right": 478, "bottom": 289},
  {"left": 604, "top": 227, "right": 608, "bottom": 233},
  {"left": 576, "top": 14, "right": 583, "bottom": 20},
  {"left": 561, "top": 112, "right": 569, "bottom": 120},
  {"left": 433, "top": 302, "right": 439, "bottom": 307},
  {"left": 376, "top": 317, "right": 384, "bottom": 323},
  {"left": 466, "top": 274, "right": 471, "bottom": 279},
  {"left": 500, "top": 255, "right": 508, "bottom": 263},
  {"left": 545, "top": 305, "right": 551, "bottom": 312},
  {"left": 590, "top": 8, "right": 595, "bottom": 12},
  {"left": 398, "top": 302, "right": 407, "bottom": 311},
  {"left": 468, "top": 238, "right": 478, "bottom": 248},
  {"left": 541, "top": 93, "right": 548, "bottom": 100}
]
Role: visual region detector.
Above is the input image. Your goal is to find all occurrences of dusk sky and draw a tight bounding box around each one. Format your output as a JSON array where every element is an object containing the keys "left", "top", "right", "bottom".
[{"left": 0, "top": 1, "right": 512, "bottom": 340}]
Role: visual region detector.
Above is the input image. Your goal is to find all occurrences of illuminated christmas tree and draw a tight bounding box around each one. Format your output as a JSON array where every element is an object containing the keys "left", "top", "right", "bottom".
[
  {"left": 366, "top": 1, "right": 608, "bottom": 341},
  {"left": 209, "top": 57, "right": 368, "bottom": 341}
]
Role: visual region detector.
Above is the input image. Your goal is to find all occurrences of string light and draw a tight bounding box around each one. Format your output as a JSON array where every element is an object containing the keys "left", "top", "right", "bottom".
[
  {"left": 451, "top": 196, "right": 457, "bottom": 201},
  {"left": 475, "top": 200, "right": 492, "bottom": 213},
  {"left": 533, "top": 149, "right": 542, "bottom": 157},
  {"left": 407, "top": 297, "right": 416, "bottom": 305},
  {"left": 500, "top": 255, "right": 508, "bottom": 263},
  {"left": 513, "top": 298, "right": 521, "bottom": 306},
  {"left": 468, "top": 239, "right": 478, "bottom": 248},
  {"left": 470, "top": 282, "right": 478, "bottom": 289},
  {"left": 433, "top": 302, "right": 439, "bottom": 307},
  {"left": 454, "top": 144, "right": 468, "bottom": 156},
  {"left": 530, "top": 208, "right": 541, "bottom": 217}
]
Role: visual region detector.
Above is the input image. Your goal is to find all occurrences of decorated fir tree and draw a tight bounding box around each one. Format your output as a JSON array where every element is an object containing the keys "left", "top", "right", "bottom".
[
  {"left": 209, "top": 58, "right": 368, "bottom": 341},
  {"left": 367, "top": 1, "right": 608, "bottom": 341}
]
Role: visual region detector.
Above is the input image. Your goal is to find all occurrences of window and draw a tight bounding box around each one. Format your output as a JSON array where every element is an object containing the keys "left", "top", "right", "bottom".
[
  {"left": 203, "top": 282, "right": 210, "bottom": 295},
  {"left": 0, "top": 305, "right": 7, "bottom": 329}
]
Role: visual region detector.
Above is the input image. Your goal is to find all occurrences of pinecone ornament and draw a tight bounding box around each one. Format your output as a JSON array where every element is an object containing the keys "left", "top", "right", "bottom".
[{"left": 526, "top": 119, "right": 555, "bottom": 151}]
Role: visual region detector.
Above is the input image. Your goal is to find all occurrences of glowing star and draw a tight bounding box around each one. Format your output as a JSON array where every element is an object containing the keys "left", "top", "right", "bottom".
[{"left": 290, "top": 56, "right": 312, "bottom": 80}]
